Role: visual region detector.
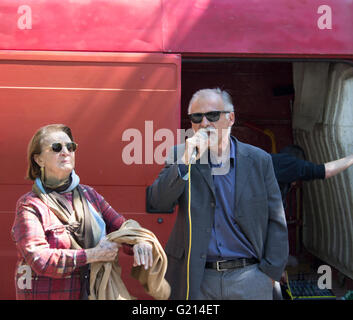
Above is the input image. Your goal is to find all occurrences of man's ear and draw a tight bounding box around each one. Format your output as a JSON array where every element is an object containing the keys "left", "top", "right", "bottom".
[
  {"left": 33, "top": 154, "right": 43, "bottom": 168},
  {"left": 229, "top": 111, "right": 235, "bottom": 127}
]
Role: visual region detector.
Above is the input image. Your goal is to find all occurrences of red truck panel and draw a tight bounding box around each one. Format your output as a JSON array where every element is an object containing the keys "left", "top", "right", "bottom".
[
  {"left": 0, "top": 51, "right": 180, "bottom": 299},
  {"left": 0, "top": 1, "right": 352, "bottom": 56}
]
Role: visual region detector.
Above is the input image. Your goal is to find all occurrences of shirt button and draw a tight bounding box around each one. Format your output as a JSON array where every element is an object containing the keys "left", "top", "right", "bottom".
[
  {"left": 201, "top": 254, "right": 206, "bottom": 259},
  {"left": 210, "top": 201, "right": 215, "bottom": 208}
]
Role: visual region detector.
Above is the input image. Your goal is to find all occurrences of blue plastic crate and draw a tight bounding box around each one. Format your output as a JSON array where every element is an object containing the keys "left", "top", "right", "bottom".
[{"left": 284, "top": 272, "right": 336, "bottom": 300}]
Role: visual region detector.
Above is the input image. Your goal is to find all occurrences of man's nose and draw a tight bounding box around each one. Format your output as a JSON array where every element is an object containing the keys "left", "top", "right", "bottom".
[{"left": 200, "top": 115, "right": 210, "bottom": 127}]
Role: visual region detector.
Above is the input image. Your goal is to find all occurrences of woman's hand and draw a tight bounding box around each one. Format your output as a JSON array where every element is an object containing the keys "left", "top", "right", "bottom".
[
  {"left": 133, "top": 242, "right": 153, "bottom": 270},
  {"left": 85, "top": 237, "right": 120, "bottom": 264}
]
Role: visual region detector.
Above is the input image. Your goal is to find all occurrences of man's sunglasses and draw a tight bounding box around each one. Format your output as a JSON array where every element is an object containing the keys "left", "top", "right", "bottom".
[
  {"left": 188, "top": 111, "right": 230, "bottom": 124},
  {"left": 48, "top": 142, "right": 78, "bottom": 153}
]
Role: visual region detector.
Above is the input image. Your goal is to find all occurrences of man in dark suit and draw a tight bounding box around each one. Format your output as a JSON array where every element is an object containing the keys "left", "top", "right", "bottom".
[
  {"left": 147, "top": 88, "right": 289, "bottom": 300},
  {"left": 272, "top": 144, "right": 353, "bottom": 207},
  {"left": 270, "top": 145, "right": 353, "bottom": 299}
]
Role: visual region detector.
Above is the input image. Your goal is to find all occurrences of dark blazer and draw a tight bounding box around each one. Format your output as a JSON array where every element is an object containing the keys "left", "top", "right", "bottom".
[{"left": 148, "top": 136, "right": 288, "bottom": 300}]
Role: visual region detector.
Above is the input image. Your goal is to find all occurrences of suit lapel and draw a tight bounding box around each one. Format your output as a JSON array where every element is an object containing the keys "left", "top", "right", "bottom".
[
  {"left": 186, "top": 137, "right": 254, "bottom": 211},
  {"left": 235, "top": 139, "right": 253, "bottom": 209}
]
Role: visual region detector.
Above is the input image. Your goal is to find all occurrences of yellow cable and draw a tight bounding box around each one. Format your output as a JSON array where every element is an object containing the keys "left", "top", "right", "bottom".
[
  {"left": 186, "top": 163, "right": 192, "bottom": 300},
  {"left": 263, "top": 128, "right": 277, "bottom": 154},
  {"left": 285, "top": 271, "right": 294, "bottom": 299}
]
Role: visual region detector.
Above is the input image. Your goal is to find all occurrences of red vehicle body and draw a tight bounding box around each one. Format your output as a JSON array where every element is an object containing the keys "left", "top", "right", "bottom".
[{"left": 0, "top": 0, "right": 352, "bottom": 299}]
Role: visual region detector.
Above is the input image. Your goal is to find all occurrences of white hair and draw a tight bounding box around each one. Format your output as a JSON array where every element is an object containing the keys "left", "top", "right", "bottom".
[{"left": 187, "top": 88, "right": 234, "bottom": 114}]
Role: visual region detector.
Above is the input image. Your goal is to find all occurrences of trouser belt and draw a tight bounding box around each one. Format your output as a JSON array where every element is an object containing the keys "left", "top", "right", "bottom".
[{"left": 205, "top": 258, "right": 258, "bottom": 271}]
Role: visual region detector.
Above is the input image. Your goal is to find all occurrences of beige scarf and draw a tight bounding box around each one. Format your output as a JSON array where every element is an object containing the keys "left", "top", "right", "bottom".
[
  {"left": 89, "top": 219, "right": 171, "bottom": 300},
  {"left": 32, "top": 176, "right": 106, "bottom": 300},
  {"left": 32, "top": 183, "right": 102, "bottom": 250}
]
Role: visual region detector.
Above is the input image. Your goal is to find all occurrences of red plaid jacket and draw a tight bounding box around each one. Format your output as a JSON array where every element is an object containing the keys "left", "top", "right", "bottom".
[{"left": 12, "top": 184, "right": 131, "bottom": 300}]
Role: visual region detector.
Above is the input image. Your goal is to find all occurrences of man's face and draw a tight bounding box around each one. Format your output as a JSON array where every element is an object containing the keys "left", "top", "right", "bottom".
[{"left": 189, "top": 93, "right": 235, "bottom": 144}]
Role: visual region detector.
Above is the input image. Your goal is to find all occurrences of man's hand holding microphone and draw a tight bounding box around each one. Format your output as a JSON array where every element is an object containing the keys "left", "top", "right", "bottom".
[{"left": 182, "top": 128, "right": 217, "bottom": 165}]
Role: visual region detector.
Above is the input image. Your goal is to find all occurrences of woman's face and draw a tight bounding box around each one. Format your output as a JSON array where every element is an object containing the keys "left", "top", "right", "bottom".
[{"left": 34, "top": 131, "right": 76, "bottom": 181}]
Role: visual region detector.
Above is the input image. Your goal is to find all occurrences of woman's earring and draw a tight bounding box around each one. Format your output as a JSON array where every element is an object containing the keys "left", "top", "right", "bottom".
[{"left": 40, "top": 167, "right": 45, "bottom": 182}]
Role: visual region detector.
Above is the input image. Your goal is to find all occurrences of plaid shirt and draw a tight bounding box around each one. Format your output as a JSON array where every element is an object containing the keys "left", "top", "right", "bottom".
[{"left": 12, "top": 184, "right": 131, "bottom": 300}]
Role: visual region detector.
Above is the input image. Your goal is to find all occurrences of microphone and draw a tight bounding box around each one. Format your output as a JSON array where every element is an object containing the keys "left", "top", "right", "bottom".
[
  {"left": 189, "top": 128, "right": 210, "bottom": 163},
  {"left": 190, "top": 147, "right": 198, "bottom": 163}
]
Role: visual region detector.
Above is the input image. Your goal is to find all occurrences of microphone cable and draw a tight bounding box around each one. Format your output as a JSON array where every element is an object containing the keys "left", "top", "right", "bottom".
[{"left": 186, "top": 162, "right": 192, "bottom": 300}]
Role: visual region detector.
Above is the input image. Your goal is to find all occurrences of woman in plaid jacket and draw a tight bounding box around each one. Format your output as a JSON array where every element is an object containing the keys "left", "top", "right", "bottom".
[{"left": 12, "top": 124, "right": 153, "bottom": 300}]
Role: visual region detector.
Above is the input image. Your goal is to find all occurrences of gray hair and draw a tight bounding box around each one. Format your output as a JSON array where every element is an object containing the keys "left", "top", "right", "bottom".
[{"left": 187, "top": 88, "right": 234, "bottom": 114}]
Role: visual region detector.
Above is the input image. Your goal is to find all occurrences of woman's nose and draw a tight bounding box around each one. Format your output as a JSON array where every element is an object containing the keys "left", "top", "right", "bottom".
[{"left": 60, "top": 145, "right": 71, "bottom": 155}]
